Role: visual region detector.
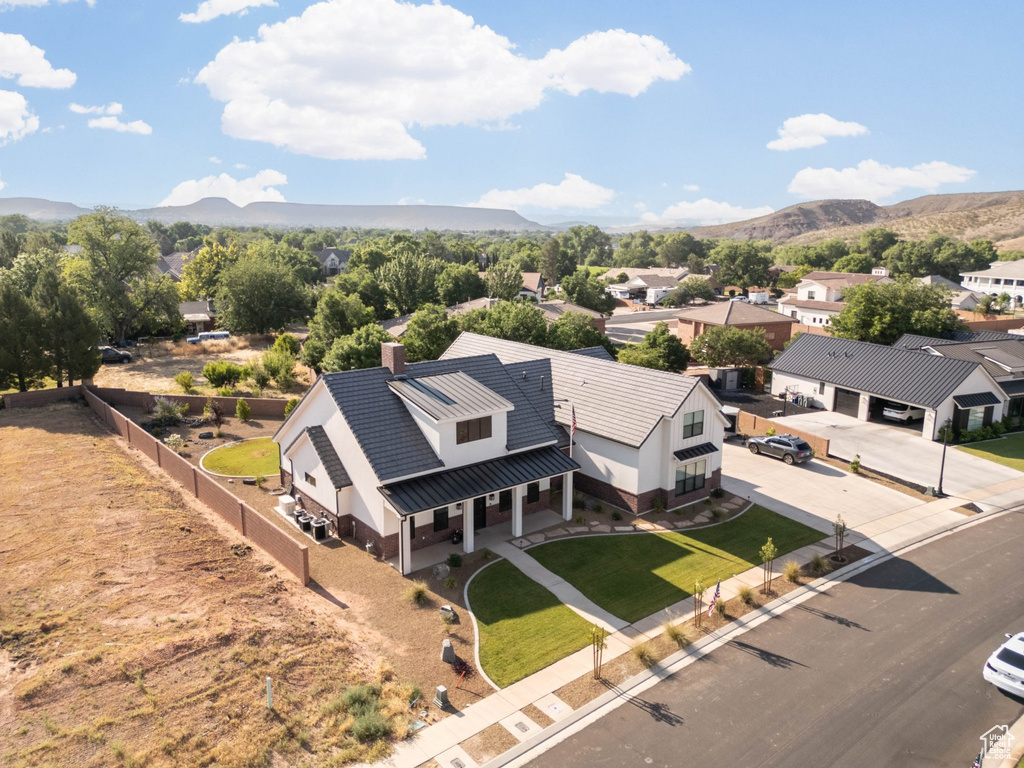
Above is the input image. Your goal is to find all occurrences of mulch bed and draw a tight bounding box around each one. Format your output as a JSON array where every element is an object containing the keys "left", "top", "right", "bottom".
[{"left": 459, "top": 723, "right": 519, "bottom": 764}]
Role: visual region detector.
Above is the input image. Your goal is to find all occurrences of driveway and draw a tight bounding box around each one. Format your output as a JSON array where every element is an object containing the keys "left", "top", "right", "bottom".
[{"left": 772, "top": 410, "right": 1022, "bottom": 497}]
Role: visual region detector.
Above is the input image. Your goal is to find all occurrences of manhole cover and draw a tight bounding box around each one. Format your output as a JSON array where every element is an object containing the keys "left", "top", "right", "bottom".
[{"left": 515, "top": 721, "right": 529, "bottom": 732}]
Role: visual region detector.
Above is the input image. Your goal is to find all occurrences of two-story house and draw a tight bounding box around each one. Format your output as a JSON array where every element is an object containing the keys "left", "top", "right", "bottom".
[{"left": 776, "top": 269, "right": 893, "bottom": 326}]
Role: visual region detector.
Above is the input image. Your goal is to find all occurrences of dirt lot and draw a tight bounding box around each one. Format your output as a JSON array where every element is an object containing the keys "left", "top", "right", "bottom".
[
  {"left": 0, "top": 403, "right": 417, "bottom": 767},
  {"left": 92, "top": 337, "right": 313, "bottom": 399}
]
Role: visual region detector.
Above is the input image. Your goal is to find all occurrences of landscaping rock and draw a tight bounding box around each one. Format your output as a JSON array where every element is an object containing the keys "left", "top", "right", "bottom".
[
  {"left": 526, "top": 534, "right": 546, "bottom": 544},
  {"left": 198, "top": 431, "right": 214, "bottom": 440},
  {"left": 441, "top": 639, "right": 456, "bottom": 664},
  {"left": 568, "top": 526, "right": 588, "bottom": 534},
  {"left": 614, "top": 526, "right": 634, "bottom": 532},
  {"left": 593, "top": 524, "right": 610, "bottom": 532}
]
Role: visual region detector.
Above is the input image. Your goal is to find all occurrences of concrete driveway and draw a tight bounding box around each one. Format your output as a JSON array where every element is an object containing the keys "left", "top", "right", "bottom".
[{"left": 771, "top": 410, "right": 1022, "bottom": 496}]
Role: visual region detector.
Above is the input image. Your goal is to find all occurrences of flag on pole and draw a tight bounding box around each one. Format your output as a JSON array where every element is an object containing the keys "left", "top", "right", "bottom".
[
  {"left": 707, "top": 579, "right": 721, "bottom": 617},
  {"left": 571, "top": 404, "right": 577, "bottom": 437}
]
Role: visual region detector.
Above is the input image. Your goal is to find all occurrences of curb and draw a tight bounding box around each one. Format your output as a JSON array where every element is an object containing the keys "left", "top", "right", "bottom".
[{"left": 198, "top": 437, "right": 277, "bottom": 479}]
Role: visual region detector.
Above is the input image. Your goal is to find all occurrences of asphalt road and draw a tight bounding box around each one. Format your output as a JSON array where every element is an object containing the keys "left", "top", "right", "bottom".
[{"left": 527, "top": 510, "right": 1024, "bottom": 768}]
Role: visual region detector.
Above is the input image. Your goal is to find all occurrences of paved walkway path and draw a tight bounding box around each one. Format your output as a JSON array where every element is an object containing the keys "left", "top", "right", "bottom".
[{"left": 375, "top": 473, "right": 1024, "bottom": 768}]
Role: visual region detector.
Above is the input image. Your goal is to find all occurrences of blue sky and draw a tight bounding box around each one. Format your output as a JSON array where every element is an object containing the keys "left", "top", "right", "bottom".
[{"left": 1, "top": 0, "right": 1021, "bottom": 224}]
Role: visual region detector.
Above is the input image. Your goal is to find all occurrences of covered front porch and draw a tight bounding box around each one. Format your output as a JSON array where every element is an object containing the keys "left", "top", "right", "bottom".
[{"left": 379, "top": 445, "right": 579, "bottom": 575}]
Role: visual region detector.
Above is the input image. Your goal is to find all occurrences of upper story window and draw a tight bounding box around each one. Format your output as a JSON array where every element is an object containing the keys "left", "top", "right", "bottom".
[
  {"left": 456, "top": 415, "right": 492, "bottom": 444},
  {"left": 806, "top": 290, "right": 816, "bottom": 300},
  {"left": 304, "top": 472, "right": 316, "bottom": 487},
  {"left": 683, "top": 410, "right": 704, "bottom": 439}
]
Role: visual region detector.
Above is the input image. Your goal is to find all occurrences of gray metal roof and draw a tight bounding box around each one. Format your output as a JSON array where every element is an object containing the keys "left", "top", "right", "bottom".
[
  {"left": 379, "top": 446, "right": 579, "bottom": 516},
  {"left": 1000, "top": 380, "right": 1024, "bottom": 397},
  {"left": 321, "top": 354, "right": 561, "bottom": 482},
  {"left": 442, "top": 332, "right": 702, "bottom": 448},
  {"left": 568, "top": 346, "right": 616, "bottom": 362},
  {"left": 769, "top": 333, "right": 982, "bottom": 409},
  {"left": 953, "top": 392, "right": 1001, "bottom": 409},
  {"left": 673, "top": 442, "right": 718, "bottom": 462},
  {"left": 388, "top": 371, "right": 512, "bottom": 421},
  {"left": 306, "top": 426, "right": 352, "bottom": 488},
  {"left": 895, "top": 334, "right": 1024, "bottom": 380}
]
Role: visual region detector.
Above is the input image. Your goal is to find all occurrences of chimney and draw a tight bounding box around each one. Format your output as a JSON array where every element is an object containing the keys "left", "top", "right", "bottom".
[{"left": 381, "top": 342, "right": 406, "bottom": 375}]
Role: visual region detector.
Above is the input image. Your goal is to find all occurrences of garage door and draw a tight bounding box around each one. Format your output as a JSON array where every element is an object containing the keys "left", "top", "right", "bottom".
[{"left": 835, "top": 388, "right": 861, "bottom": 417}]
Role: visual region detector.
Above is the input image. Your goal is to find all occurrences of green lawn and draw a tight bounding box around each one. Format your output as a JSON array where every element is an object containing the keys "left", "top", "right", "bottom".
[
  {"left": 202, "top": 437, "right": 281, "bottom": 477},
  {"left": 957, "top": 432, "right": 1024, "bottom": 472},
  {"left": 527, "top": 505, "right": 825, "bottom": 623},
  {"left": 467, "top": 560, "right": 593, "bottom": 688}
]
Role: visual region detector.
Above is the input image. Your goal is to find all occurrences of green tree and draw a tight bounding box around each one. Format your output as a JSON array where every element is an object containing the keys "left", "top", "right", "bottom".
[
  {"left": 65, "top": 210, "right": 180, "bottom": 343},
  {"left": 31, "top": 267, "right": 102, "bottom": 387},
  {"left": 881, "top": 234, "right": 992, "bottom": 281},
  {"left": 0, "top": 279, "right": 48, "bottom": 391},
  {"left": 690, "top": 326, "right": 772, "bottom": 367},
  {"left": 437, "top": 262, "right": 486, "bottom": 306},
  {"left": 711, "top": 240, "right": 773, "bottom": 289},
  {"left": 613, "top": 231, "right": 657, "bottom": 268},
  {"left": 403, "top": 304, "right": 459, "bottom": 362},
  {"left": 546, "top": 312, "right": 611, "bottom": 352},
  {"left": 274, "top": 333, "right": 300, "bottom": 356},
  {"left": 458, "top": 301, "right": 548, "bottom": 346},
  {"left": 485, "top": 261, "right": 524, "bottom": 301},
  {"left": 668, "top": 275, "right": 717, "bottom": 306},
  {"left": 774, "top": 265, "right": 815, "bottom": 290},
  {"left": 830, "top": 279, "right": 965, "bottom": 345},
  {"left": 558, "top": 268, "right": 615, "bottom": 313},
  {"left": 309, "top": 288, "right": 375, "bottom": 345},
  {"left": 0, "top": 230, "right": 21, "bottom": 269},
  {"left": 178, "top": 240, "right": 241, "bottom": 300},
  {"left": 562, "top": 226, "right": 613, "bottom": 267},
  {"left": 322, "top": 324, "right": 394, "bottom": 372},
  {"left": 656, "top": 232, "right": 707, "bottom": 269},
  {"left": 332, "top": 267, "right": 391, "bottom": 320},
  {"left": 216, "top": 257, "right": 310, "bottom": 334},
  {"left": 859, "top": 228, "right": 900, "bottom": 262},
  {"left": 830, "top": 252, "right": 876, "bottom": 274},
  {"left": 375, "top": 253, "right": 442, "bottom": 315},
  {"left": 246, "top": 238, "right": 323, "bottom": 285},
  {"left": 538, "top": 236, "right": 577, "bottom": 286},
  {"left": 616, "top": 321, "right": 689, "bottom": 372}
]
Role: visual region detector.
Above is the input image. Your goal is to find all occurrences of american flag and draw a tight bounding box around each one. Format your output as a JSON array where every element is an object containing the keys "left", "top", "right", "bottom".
[
  {"left": 571, "top": 404, "right": 577, "bottom": 437},
  {"left": 707, "top": 579, "right": 721, "bottom": 617}
]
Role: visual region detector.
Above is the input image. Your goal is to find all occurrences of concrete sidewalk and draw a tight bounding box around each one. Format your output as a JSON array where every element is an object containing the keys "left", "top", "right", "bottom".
[{"left": 376, "top": 475, "right": 1024, "bottom": 768}]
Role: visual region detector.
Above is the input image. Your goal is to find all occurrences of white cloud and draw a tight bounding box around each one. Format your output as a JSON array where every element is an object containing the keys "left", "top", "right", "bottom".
[
  {"left": 0, "top": 89, "right": 39, "bottom": 144},
  {"left": 195, "top": 0, "right": 688, "bottom": 160},
  {"left": 69, "top": 101, "right": 122, "bottom": 115},
  {"left": 683, "top": 183, "right": 699, "bottom": 192},
  {"left": 767, "top": 113, "right": 868, "bottom": 151},
  {"left": 233, "top": 162, "right": 247, "bottom": 169},
  {"left": 0, "top": 33, "right": 76, "bottom": 88},
  {"left": 640, "top": 198, "right": 774, "bottom": 226},
  {"left": 158, "top": 169, "right": 287, "bottom": 207},
  {"left": 87, "top": 115, "right": 152, "bottom": 134},
  {"left": 470, "top": 173, "right": 614, "bottom": 211},
  {"left": 0, "top": 0, "right": 95, "bottom": 7},
  {"left": 180, "top": 0, "right": 277, "bottom": 24},
  {"left": 788, "top": 159, "right": 976, "bottom": 202},
  {"left": 209, "top": 156, "right": 222, "bottom": 164},
  {"left": 0, "top": 171, "right": 4, "bottom": 192}
]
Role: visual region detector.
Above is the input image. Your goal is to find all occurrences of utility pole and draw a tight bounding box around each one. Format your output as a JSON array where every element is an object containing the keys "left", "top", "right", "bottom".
[{"left": 937, "top": 419, "right": 951, "bottom": 497}]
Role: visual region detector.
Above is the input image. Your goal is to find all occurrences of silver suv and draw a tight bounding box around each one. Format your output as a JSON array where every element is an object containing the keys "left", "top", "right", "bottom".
[{"left": 746, "top": 434, "right": 814, "bottom": 465}]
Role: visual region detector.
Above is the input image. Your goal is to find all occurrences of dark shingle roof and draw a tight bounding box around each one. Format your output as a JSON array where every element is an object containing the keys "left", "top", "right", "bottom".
[
  {"left": 769, "top": 334, "right": 982, "bottom": 409},
  {"left": 567, "top": 346, "right": 616, "bottom": 362},
  {"left": 315, "top": 247, "right": 351, "bottom": 268},
  {"left": 379, "top": 446, "right": 579, "bottom": 516},
  {"left": 306, "top": 426, "right": 352, "bottom": 488},
  {"left": 321, "top": 354, "right": 561, "bottom": 482}
]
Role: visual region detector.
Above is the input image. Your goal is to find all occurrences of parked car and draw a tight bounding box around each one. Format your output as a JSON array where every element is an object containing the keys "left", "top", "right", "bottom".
[
  {"left": 746, "top": 434, "right": 813, "bottom": 465},
  {"left": 882, "top": 401, "right": 926, "bottom": 422},
  {"left": 983, "top": 632, "right": 1024, "bottom": 698},
  {"left": 187, "top": 330, "right": 231, "bottom": 344},
  {"left": 99, "top": 346, "right": 132, "bottom": 364},
  {"left": 730, "top": 295, "right": 750, "bottom": 303}
]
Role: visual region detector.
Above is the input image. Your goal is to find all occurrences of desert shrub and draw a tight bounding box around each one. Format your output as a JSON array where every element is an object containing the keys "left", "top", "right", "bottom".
[
  {"left": 711, "top": 487, "right": 725, "bottom": 499},
  {"left": 593, "top": 503, "right": 603, "bottom": 514},
  {"left": 737, "top": 585, "right": 757, "bottom": 606},
  {"left": 274, "top": 333, "right": 301, "bottom": 357},
  {"left": 784, "top": 560, "right": 802, "bottom": 583},
  {"left": 262, "top": 349, "right": 296, "bottom": 389},
  {"left": 572, "top": 493, "right": 585, "bottom": 509},
  {"left": 217, "top": 386, "right": 233, "bottom": 397},
  {"left": 151, "top": 397, "right": 188, "bottom": 428},
  {"left": 652, "top": 496, "right": 666, "bottom": 513},
  {"left": 447, "top": 553, "right": 462, "bottom": 568},
  {"left": 809, "top": 553, "right": 832, "bottom": 574},
  {"left": 235, "top": 398, "right": 251, "bottom": 421},
  {"left": 254, "top": 474, "right": 266, "bottom": 488},
  {"left": 440, "top": 609, "right": 456, "bottom": 626},
  {"left": 342, "top": 685, "right": 380, "bottom": 718},
  {"left": 173, "top": 371, "right": 194, "bottom": 393},
  {"left": 715, "top": 599, "right": 727, "bottom": 617},
  {"left": 284, "top": 397, "right": 300, "bottom": 417},
  {"left": 765, "top": 425, "right": 776, "bottom": 437},
  {"left": 405, "top": 581, "right": 429, "bottom": 606},
  {"left": 250, "top": 386, "right": 263, "bottom": 398},
  {"left": 664, "top": 622, "right": 690, "bottom": 649},
  {"left": 631, "top": 641, "right": 656, "bottom": 668},
  {"left": 248, "top": 362, "right": 271, "bottom": 389},
  {"left": 850, "top": 453, "right": 861, "bottom": 474},
  {"left": 712, "top": 507, "right": 726, "bottom": 520},
  {"left": 611, "top": 510, "right": 623, "bottom": 521},
  {"left": 165, "top": 434, "right": 185, "bottom": 453},
  {"left": 202, "top": 397, "right": 224, "bottom": 429},
  {"left": 444, "top": 576, "right": 456, "bottom": 591},
  {"left": 352, "top": 711, "right": 392, "bottom": 743},
  {"left": 573, "top": 514, "right": 584, "bottom": 524},
  {"left": 202, "top": 361, "right": 244, "bottom": 387}
]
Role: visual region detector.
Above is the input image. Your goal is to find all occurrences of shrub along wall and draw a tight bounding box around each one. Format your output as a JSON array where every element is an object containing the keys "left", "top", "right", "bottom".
[
  {"left": 91, "top": 387, "right": 289, "bottom": 419},
  {"left": 81, "top": 387, "right": 308, "bottom": 584}
]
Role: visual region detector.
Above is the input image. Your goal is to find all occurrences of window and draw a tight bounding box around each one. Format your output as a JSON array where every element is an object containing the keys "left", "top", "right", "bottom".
[
  {"left": 675, "top": 460, "right": 706, "bottom": 496},
  {"left": 967, "top": 407, "right": 984, "bottom": 432},
  {"left": 456, "top": 415, "right": 492, "bottom": 444},
  {"left": 304, "top": 472, "right": 316, "bottom": 488},
  {"left": 433, "top": 507, "right": 449, "bottom": 532},
  {"left": 819, "top": 381, "right": 825, "bottom": 395},
  {"left": 807, "top": 290, "right": 816, "bottom": 300},
  {"left": 683, "top": 410, "right": 704, "bottom": 439},
  {"left": 526, "top": 482, "right": 540, "bottom": 504},
  {"left": 499, "top": 490, "right": 512, "bottom": 512}
]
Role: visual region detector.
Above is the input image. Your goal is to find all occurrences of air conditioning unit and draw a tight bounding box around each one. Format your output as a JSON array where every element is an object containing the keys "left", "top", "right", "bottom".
[{"left": 280, "top": 495, "right": 295, "bottom": 515}]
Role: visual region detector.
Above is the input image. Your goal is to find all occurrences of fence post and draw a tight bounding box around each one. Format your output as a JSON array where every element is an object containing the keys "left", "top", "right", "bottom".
[
  {"left": 192, "top": 467, "right": 199, "bottom": 497},
  {"left": 240, "top": 503, "right": 247, "bottom": 536},
  {"left": 156, "top": 442, "right": 163, "bottom": 468}
]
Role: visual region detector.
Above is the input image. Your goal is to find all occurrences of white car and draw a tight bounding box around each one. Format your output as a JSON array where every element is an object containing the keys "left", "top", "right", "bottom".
[
  {"left": 983, "top": 632, "right": 1024, "bottom": 698},
  {"left": 882, "top": 401, "right": 926, "bottom": 422}
]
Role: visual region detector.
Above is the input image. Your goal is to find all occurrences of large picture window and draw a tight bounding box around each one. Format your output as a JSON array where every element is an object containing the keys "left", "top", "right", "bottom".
[
  {"left": 456, "top": 415, "right": 492, "bottom": 444},
  {"left": 683, "top": 410, "right": 704, "bottom": 439},
  {"left": 674, "top": 460, "right": 706, "bottom": 496}
]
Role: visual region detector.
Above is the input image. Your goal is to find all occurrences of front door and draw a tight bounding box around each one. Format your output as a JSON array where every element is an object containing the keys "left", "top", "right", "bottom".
[{"left": 474, "top": 496, "right": 487, "bottom": 530}]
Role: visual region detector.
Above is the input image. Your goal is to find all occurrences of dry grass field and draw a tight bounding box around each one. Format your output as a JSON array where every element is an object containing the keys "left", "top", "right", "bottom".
[{"left": 0, "top": 403, "right": 416, "bottom": 767}]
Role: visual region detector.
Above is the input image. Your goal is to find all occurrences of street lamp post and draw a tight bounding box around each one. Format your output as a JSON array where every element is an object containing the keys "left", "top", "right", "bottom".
[{"left": 936, "top": 419, "right": 951, "bottom": 497}]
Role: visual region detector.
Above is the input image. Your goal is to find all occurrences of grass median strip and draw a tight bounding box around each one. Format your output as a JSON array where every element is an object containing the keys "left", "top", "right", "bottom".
[
  {"left": 201, "top": 436, "right": 280, "bottom": 476},
  {"left": 527, "top": 505, "right": 825, "bottom": 623},
  {"left": 468, "top": 560, "right": 592, "bottom": 688}
]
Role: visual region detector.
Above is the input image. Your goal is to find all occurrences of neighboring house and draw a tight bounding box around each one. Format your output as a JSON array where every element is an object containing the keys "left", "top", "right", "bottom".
[
  {"left": 918, "top": 275, "right": 986, "bottom": 311},
  {"left": 961, "top": 261, "right": 1024, "bottom": 305},
  {"left": 179, "top": 300, "right": 216, "bottom": 333},
  {"left": 895, "top": 330, "right": 1024, "bottom": 421},
  {"left": 274, "top": 343, "right": 579, "bottom": 575},
  {"left": 536, "top": 299, "right": 608, "bottom": 334},
  {"left": 156, "top": 251, "right": 190, "bottom": 282},
  {"left": 315, "top": 247, "right": 351, "bottom": 277},
  {"left": 769, "top": 333, "right": 1007, "bottom": 440},
  {"left": 675, "top": 301, "right": 797, "bottom": 351},
  {"left": 598, "top": 267, "right": 688, "bottom": 284},
  {"left": 382, "top": 297, "right": 606, "bottom": 339},
  {"left": 520, "top": 272, "right": 545, "bottom": 301},
  {"left": 443, "top": 332, "right": 728, "bottom": 513},
  {"left": 776, "top": 269, "right": 893, "bottom": 326},
  {"left": 605, "top": 273, "right": 682, "bottom": 305}
]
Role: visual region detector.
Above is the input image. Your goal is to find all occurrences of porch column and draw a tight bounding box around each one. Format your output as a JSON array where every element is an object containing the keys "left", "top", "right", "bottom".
[
  {"left": 512, "top": 485, "right": 524, "bottom": 538},
  {"left": 462, "top": 500, "right": 475, "bottom": 554},
  {"left": 562, "top": 471, "right": 573, "bottom": 521},
  {"left": 399, "top": 515, "right": 413, "bottom": 576}
]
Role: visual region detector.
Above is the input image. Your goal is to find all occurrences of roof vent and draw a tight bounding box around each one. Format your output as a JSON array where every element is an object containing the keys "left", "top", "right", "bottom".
[{"left": 393, "top": 374, "right": 408, "bottom": 381}]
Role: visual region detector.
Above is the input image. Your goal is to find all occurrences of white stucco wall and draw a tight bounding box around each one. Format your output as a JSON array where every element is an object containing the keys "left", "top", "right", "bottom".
[
  {"left": 287, "top": 437, "right": 335, "bottom": 512},
  {"left": 931, "top": 367, "right": 1008, "bottom": 440},
  {"left": 435, "top": 411, "right": 509, "bottom": 468},
  {"left": 770, "top": 371, "right": 835, "bottom": 410},
  {"left": 573, "top": 431, "right": 640, "bottom": 493}
]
